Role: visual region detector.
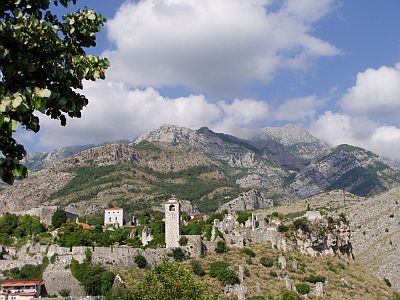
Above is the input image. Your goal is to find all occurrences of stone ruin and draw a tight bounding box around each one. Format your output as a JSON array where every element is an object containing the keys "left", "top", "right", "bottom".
[{"left": 211, "top": 210, "right": 353, "bottom": 258}]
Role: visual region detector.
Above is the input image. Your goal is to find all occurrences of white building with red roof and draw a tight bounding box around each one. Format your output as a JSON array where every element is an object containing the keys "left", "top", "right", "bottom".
[
  {"left": 104, "top": 207, "right": 128, "bottom": 227},
  {"left": 0, "top": 280, "right": 43, "bottom": 299}
]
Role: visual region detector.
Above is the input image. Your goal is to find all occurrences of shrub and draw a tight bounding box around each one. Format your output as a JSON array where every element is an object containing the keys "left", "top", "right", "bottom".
[
  {"left": 179, "top": 236, "right": 188, "bottom": 246},
  {"left": 134, "top": 255, "right": 147, "bottom": 269},
  {"left": 190, "top": 260, "right": 205, "bottom": 277},
  {"left": 270, "top": 271, "right": 278, "bottom": 278},
  {"left": 237, "top": 211, "right": 252, "bottom": 225},
  {"left": 209, "top": 261, "right": 239, "bottom": 285},
  {"left": 306, "top": 274, "right": 326, "bottom": 283},
  {"left": 131, "top": 261, "right": 207, "bottom": 300},
  {"left": 271, "top": 212, "right": 280, "bottom": 219},
  {"left": 295, "top": 283, "right": 310, "bottom": 295},
  {"left": 52, "top": 209, "right": 68, "bottom": 228},
  {"left": 277, "top": 224, "right": 288, "bottom": 232},
  {"left": 70, "top": 258, "right": 115, "bottom": 296},
  {"left": 241, "top": 248, "right": 256, "bottom": 257},
  {"left": 59, "top": 289, "right": 70, "bottom": 297},
  {"left": 4, "top": 257, "right": 49, "bottom": 280},
  {"left": 169, "top": 248, "right": 185, "bottom": 261},
  {"left": 105, "top": 285, "right": 133, "bottom": 300},
  {"left": 246, "top": 297, "right": 265, "bottom": 300},
  {"left": 281, "top": 290, "right": 300, "bottom": 300},
  {"left": 385, "top": 278, "right": 392, "bottom": 287},
  {"left": 50, "top": 253, "right": 58, "bottom": 264},
  {"left": 215, "top": 240, "right": 227, "bottom": 254},
  {"left": 293, "top": 218, "right": 310, "bottom": 232},
  {"left": 260, "top": 257, "right": 274, "bottom": 267}
]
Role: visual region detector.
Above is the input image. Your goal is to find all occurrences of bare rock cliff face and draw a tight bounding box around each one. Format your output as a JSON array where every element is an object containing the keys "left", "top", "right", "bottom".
[
  {"left": 288, "top": 145, "right": 400, "bottom": 198},
  {"left": 218, "top": 189, "right": 273, "bottom": 212},
  {"left": 348, "top": 187, "right": 400, "bottom": 292},
  {"left": 292, "top": 219, "right": 352, "bottom": 258}
]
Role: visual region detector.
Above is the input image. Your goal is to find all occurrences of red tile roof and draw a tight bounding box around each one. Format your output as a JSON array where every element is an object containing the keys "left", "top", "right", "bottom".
[
  {"left": 78, "top": 222, "right": 92, "bottom": 230},
  {"left": 1, "top": 280, "right": 42, "bottom": 286},
  {"left": 105, "top": 207, "right": 123, "bottom": 211}
]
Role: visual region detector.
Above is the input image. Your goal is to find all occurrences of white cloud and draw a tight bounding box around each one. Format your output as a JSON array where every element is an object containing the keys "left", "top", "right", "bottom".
[
  {"left": 284, "top": 0, "right": 339, "bottom": 23},
  {"left": 341, "top": 64, "right": 400, "bottom": 121},
  {"left": 273, "top": 96, "right": 323, "bottom": 121},
  {"left": 19, "top": 81, "right": 269, "bottom": 151},
  {"left": 105, "top": 0, "right": 340, "bottom": 95},
  {"left": 309, "top": 111, "right": 400, "bottom": 160}
]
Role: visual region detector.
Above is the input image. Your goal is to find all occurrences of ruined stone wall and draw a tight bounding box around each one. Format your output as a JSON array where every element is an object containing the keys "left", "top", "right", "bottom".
[
  {"left": 181, "top": 235, "right": 203, "bottom": 258},
  {"left": 1, "top": 243, "right": 170, "bottom": 297}
]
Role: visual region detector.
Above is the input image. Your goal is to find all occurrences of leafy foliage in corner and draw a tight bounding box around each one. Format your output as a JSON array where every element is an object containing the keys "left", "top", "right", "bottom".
[
  {"left": 0, "top": 0, "right": 109, "bottom": 184},
  {"left": 131, "top": 260, "right": 209, "bottom": 300}
]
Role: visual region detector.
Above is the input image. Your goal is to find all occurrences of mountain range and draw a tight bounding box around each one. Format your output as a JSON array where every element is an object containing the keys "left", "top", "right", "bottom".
[{"left": 1, "top": 124, "right": 399, "bottom": 216}]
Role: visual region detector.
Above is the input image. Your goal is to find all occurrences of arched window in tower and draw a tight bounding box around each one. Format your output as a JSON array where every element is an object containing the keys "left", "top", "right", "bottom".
[{"left": 169, "top": 205, "right": 175, "bottom": 211}]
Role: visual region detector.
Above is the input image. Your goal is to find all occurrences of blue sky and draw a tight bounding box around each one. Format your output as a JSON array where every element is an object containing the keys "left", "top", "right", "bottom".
[{"left": 19, "top": 0, "right": 400, "bottom": 160}]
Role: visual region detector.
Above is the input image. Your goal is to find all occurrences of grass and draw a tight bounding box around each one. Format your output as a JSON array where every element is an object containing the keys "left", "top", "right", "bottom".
[{"left": 177, "top": 243, "right": 395, "bottom": 299}]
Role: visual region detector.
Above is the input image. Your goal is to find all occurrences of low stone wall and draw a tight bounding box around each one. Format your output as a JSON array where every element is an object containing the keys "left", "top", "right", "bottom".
[{"left": 0, "top": 259, "right": 41, "bottom": 270}]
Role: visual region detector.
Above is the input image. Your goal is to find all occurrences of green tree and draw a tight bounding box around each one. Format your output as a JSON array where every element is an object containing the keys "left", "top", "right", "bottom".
[
  {"left": 70, "top": 258, "right": 115, "bottom": 296},
  {"left": 0, "top": 0, "right": 109, "bottom": 184},
  {"left": 51, "top": 209, "right": 67, "bottom": 228},
  {"left": 134, "top": 254, "right": 147, "bottom": 269},
  {"left": 209, "top": 261, "right": 238, "bottom": 285},
  {"left": 57, "top": 222, "right": 93, "bottom": 247},
  {"left": 131, "top": 260, "right": 209, "bottom": 300},
  {"left": 215, "top": 240, "right": 227, "bottom": 254}
]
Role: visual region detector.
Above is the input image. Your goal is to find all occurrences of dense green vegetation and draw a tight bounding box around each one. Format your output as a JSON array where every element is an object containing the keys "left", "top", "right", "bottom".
[
  {"left": 134, "top": 141, "right": 161, "bottom": 152},
  {"left": 46, "top": 161, "right": 248, "bottom": 213},
  {"left": 138, "top": 165, "right": 248, "bottom": 212},
  {"left": 260, "top": 256, "right": 274, "bottom": 267},
  {"left": 70, "top": 250, "right": 115, "bottom": 296},
  {"left": 130, "top": 260, "right": 210, "bottom": 300},
  {"left": 48, "top": 164, "right": 132, "bottom": 203},
  {"left": 209, "top": 261, "right": 239, "bottom": 285},
  {"left": 4, "top": 257, "right": 49, "bottom": 280},
  {"left": 56, "top": 222, "right": 129, "bottom": 247},
  {"left": 52, "top": 209, "right": 68, "bottom": 228},
  {"left": 237, "top": 211, "right": 252, "bottom": 225},
  {"left": 0, "top": 213, "right": 46, "bottom": 246},
  {"left": 134, "top": 254, "right": 147, "bottom": 269},
  {"left": 294, "top": 283, "right": 310, "bottom": 295}
]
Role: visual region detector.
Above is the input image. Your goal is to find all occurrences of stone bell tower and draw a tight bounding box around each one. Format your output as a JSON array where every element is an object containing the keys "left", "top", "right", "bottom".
[{"left": 165, "top": 196, "right": 180, "bottom": 248}]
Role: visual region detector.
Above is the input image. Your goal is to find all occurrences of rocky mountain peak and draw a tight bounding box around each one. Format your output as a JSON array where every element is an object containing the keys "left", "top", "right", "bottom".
[
  {"left": 260, "top": 123, "right": 327, "bottom": 146},
  {"left": 134, "top": 124, "right": 201, "bottom": 145}
]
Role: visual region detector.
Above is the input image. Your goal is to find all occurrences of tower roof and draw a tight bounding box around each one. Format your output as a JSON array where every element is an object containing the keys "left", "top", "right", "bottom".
[{"left": 166, "top": 196, "right": 179, "bottom": 204}]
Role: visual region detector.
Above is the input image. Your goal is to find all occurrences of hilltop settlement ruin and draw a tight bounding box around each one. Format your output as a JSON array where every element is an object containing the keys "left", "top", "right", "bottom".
[{"left": 0, "top": 193, "right": 354, "bottom": 299}]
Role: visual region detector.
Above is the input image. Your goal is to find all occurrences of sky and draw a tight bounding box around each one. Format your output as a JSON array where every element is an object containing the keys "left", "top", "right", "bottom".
[{"left": 17, "top": 0, "right": 400, "bottom": 160}]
